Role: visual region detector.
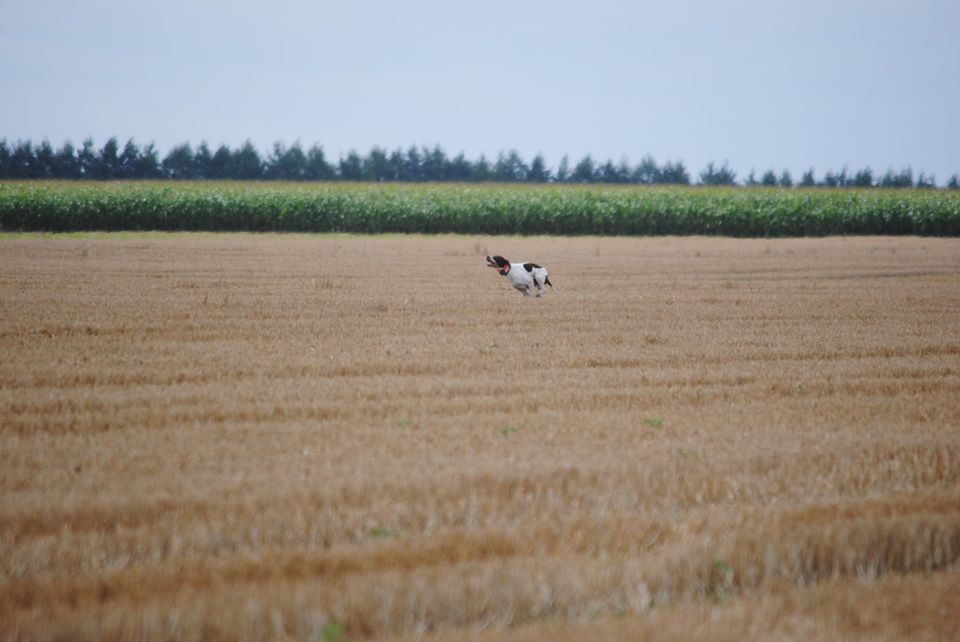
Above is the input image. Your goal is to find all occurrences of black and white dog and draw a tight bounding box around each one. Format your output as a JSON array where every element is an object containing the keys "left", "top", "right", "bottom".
[{"left": 486, "top": 255, "right": 556, "bottom": 297}]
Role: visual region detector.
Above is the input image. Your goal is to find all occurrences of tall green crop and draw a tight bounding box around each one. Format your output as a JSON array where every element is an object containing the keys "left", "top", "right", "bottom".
[{"left": 1, "top": 181, "right": 958, "bottom": 236}]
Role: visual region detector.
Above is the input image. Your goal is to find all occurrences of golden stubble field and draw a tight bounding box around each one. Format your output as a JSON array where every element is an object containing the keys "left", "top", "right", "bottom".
[{"left": 1, "top": 233, "right": 959, "bottom": 641}]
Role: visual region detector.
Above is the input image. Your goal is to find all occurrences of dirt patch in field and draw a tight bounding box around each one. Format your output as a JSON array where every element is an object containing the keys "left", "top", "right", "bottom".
[{"left": 1, "top": 234, "right": 959, "bottom": 641}]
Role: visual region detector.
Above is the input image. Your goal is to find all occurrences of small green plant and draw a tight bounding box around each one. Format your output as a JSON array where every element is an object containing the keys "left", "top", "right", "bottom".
[
  {"left": 321, "top": 621, "right": 343, "bottom": 642},
  {"left": 711, "top": 559, "right": 733, "bottom": 603},
  {"left": 643, "top": 417, "right": 664, "bottom": 428},
  {"left": 398, "top": 418, "right": 412, "bottom": 427},
  {"left": 369, "top": 527, "right": 399, "bottom": 538},
  {"left": 501, "top": 426, "right": 518, "bottom": 437}
]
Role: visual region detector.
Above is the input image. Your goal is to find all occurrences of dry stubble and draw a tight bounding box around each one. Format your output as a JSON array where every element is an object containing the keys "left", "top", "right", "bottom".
[{"left": 1, "top": 234, "right": 959, "bottom": 641}]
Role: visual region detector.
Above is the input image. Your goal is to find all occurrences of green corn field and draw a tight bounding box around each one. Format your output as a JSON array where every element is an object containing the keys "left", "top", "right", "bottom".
[{"left": 1, "top": 181, "right": 958, "bottom": 236}]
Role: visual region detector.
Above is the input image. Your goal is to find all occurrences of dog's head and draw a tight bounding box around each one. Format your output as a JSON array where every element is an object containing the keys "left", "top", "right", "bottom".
[{"left": 486, "top": 255, "right": 510, "bottom": 276}]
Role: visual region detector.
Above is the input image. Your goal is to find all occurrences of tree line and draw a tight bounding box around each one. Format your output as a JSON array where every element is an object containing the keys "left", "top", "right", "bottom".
[{"left": 1, "top": 137, "right": 956, "bottom": 189}]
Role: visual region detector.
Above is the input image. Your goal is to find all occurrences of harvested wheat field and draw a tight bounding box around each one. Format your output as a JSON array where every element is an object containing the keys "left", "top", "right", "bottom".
[{"left": 1, "top": 233, "right": 959, "bottom": 642}]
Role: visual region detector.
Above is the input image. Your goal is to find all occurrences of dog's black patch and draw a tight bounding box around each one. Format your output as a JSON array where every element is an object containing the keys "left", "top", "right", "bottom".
[
  {"left": 545, "top": 276, "right": 553, "bottom": 287},
  {"left": 522, "top": 263, "right": 541, "bottom": 272}
]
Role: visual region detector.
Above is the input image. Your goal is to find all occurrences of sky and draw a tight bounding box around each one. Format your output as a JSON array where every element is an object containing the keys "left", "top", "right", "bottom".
[{"left": 3, "top": 0, "right": 959, "bottom": 182}]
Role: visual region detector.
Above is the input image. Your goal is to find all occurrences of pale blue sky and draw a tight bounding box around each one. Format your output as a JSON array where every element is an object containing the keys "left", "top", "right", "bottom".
[{"left": 3, "top": 0, "right": 958, "bottom": 182}]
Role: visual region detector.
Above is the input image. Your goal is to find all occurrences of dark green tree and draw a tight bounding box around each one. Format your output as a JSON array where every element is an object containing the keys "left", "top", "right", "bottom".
[
  {"left": 836, "top": 167, "right": 848, "bottom": 188},
  {"left": 77, "top": 139, "right": 98, "bottom": 178},
  {"left": 448, "top": 152, "right": 472, "bottom": 181},
  {"left": 658, "top": 160, "right": 690, "bottom": 185},
  {"left": 401, "top": 146, "right": 422, "bottom": 181},
  {"left": 193, "top": 142, "right": 213, "bottom": 179},
  {"left": 916, "top": 172, "right": 935, "bottom": 189},
  {"left": 761, "top": 169, "right": 777, "bottom": 186},
  {"left": 266, "top": 142, "right": 308, "bottom": 180},
  {"left": 947, "top": 174, "right": 959, "bottom": 189},
  {"left": 162, "top": 143, "right": 196, "bottom": 179},
  {"left": 387, "top": 149, "right": 405, "bottom": 180},
  {"left": 232, "top": 141, "right": 263, "bottom": 179},
  {"left": 852, "top": 168, "right": 873, "bottom": 187},
  {"left": 53, "top": 141, "right": 81, "bottom": 178},
  {"left": 799, "top": 168, "right": 816, "bottom": 187},
  {"left": 896, "top": 167, "right": 914, "bottom": 188},
  {"left": 571, "top": 154, "right": 595, "bottom": 183},
  {"left": 10, "top": 140, "right": 37, "bottom": 178},
  {"left": 208, "top": 145, "right": 233, "bottom": 179},
  {"left": 599, "top": 158, "right": 628, "bottom": 183},
  {"left": 632, "top": 155, "right": 659, "bottom": 184},
  {"left": 0, "top": 140, "right": 9, "bottom": 178},
  {"left": 421, "top": 145, "right": 448, "bottom": 181},
  {"left": 0, "top": 140, "right": 10, "bottom": 178},
  {"left": 779, "top": 169, "right": 793, "bottom": 188},
  {"left": 118, "top": 139, "right": 141, "bottom": 179},
  {"left": 493, "top": 150, "right": 527, "bottom": 182},
  {"left": 305, "top": 144, "right": 334, "bottom": 180},
  {"left": 134, "top": 142, "right": 162, "bottom": 178},
  {"left": 363, "top": 146, "right": 393, "bottom": 181},
  {"left": 338, "top": 150, "right": 363, "bottom": 181},
  {"left": 33, "top": 140, "right": 56, "bottom": 178},
  {"left": 96, "top": 137, "right": 121, "bottom": 179},
  {"left": 527, "top": 153, "right": 550, "bottom": 182},
  {"left": 472, "top": 155, "right": 492, "bottom": 181},
  {"left": 879, "top": 167, "right": 913, "bottom": 188},
  {"left": 555, "top": 155, "right": 570, "bottom": 183},
  {"left": 699, "top": 160, "right": 737, "bottom": 185}
]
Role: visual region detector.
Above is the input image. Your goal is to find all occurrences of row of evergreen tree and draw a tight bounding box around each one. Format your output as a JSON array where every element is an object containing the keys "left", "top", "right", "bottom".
[{"left": 1, "top": 138, "right": 956, "bottom": 189}]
